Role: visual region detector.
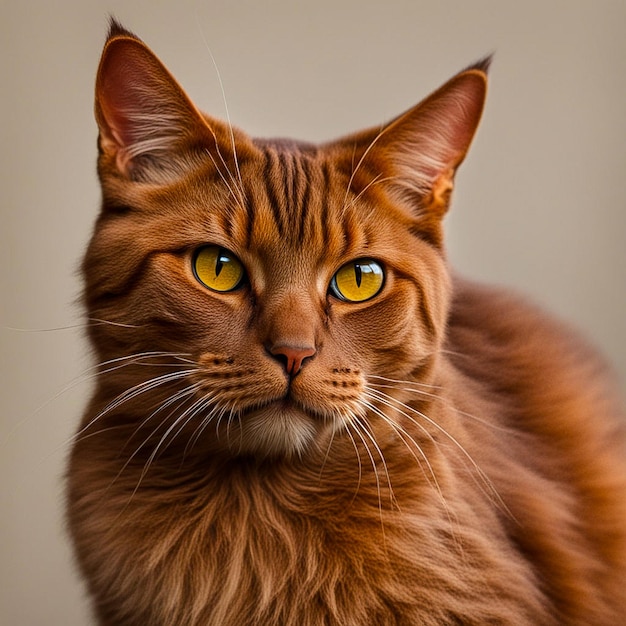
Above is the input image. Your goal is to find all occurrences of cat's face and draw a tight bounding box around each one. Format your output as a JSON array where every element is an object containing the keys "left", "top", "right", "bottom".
[{"left": 84, "top": 23, "right": 487, "bottom": 458}]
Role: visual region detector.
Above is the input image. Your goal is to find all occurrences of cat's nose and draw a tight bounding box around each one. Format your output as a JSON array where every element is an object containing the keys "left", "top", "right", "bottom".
[{"left": 269, "top": 344, "right": 316, "bottom": 377}]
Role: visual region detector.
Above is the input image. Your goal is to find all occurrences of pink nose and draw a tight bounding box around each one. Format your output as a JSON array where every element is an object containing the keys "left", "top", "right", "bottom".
[{"left": 269, "top": 344, "right": 316, "bottom": 377}]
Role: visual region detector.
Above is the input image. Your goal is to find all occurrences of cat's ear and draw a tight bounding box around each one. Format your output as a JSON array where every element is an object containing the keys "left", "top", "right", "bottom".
[
  {"left": 95, "top": 20, "right": 218, "bottom": 181},
  {"left": 337, "top": 59, "right": 490, "bottom": 240},
  {"left": 381, "top": 59, "right": 489, "bottom": 201}
]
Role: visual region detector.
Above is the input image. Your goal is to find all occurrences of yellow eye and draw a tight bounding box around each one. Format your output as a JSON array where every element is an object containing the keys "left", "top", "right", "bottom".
[
  {"left": 193, "top": 246, "right": 245, "bottom": 292},
  {"left": 330, "top": 259, "right": 384, "bottom": 302}
]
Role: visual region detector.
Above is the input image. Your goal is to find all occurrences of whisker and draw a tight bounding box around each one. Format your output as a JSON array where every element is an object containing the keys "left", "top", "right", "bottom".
[
  {"left": 367, "top": 374, "right": 443, "bottom": 390},
  {"left": 67, "top": 370, "right": 194, "bottom": 450},
  {"left": 341, "top": 122, "right": 388, "bottom": 215},
  {"left": 205, "top": 148, "right": 247, "bottom": 210},
  {"left": 208, "top": 402, "right": 233, "bottom": 444},
  {"left": 87, "top": 318, "right": 143, "bottom": 329},
  {"left": 226, "top": 406, "right": 244, "bottom": 454},
  {"left": 368, "top": 377, "right": 514, "bottom": 434},
  {"left": 2, "top": 352, "right": 195, "bottom": 454},
  {"left": 1, "top": 317, "right": 141, "bottom": 333},
  {"left": 341, "top": 415, "right": 365, "bottom": 503},
  {"left": 107, "top": 387, "right": 202, "bottom": 490},
  {"left": 361, "top": 396, "right": 440, "bottom": 493},
  {"left": 365, "top": 387, "right": 512, "bottom": 519},
  {"left": 351, "top": 414, "right": 397, "bottom": 509},
  {"left": 317, "top": 427, "right": 338, "bottom": 484},
  {"left": 196, "top": 22, "right": 246, "bottom": 203},
  {"left": 3, "top": 322, "right": 86, "bottom": 333},
  {"left": 120, "top": 382, "right": 204, "bottom": 454},
  {"left": 439, "top": 348, "right": 471, "bottom": 359},
  {"left": 344, "top": 173, "right": 397, "bottom": 210},
  {"left": 361, "top": 395, "right": 463, "bottom": 551},
  {"left": 95, "top": 370, "right": 193, "bottom": 418},
  {"left": 183, "top": 395, "right": 227, "bottom": 458},
  {"left": 46, "top": 372, "right": 199, "bottom": 485},
  {"left": 161, "top": 393, "right": 215, "bottom": 457},
  {"left": 368, "top": 381, "right": 439, "bottom": 404},
  {"left": 134, "top": 392, "right": 211, "bottom": 486},
  {"left": 105, "top": 390, "right": 204, "bottom": 520},
  {"left": 75, "top": 352, "right": 194, "bottom": 387},
  {"left": 346, "top": 418, "right": 390, "bottom": 545}
]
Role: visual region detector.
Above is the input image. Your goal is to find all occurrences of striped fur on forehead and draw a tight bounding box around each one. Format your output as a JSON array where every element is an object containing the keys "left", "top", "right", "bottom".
[{"left": 227, "top": 141, "right": 378, "bottom": 260}]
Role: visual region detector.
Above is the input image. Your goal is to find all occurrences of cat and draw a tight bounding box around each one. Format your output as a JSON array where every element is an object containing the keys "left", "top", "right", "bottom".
[{"left": 66, "top": 19, "right": 626, "bottom": 625}]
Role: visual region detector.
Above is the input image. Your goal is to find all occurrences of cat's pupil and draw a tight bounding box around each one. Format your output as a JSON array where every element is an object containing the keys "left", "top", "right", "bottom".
[
  {"left": 355, "top": 264, "right": 362, "bottom": 288},
  {"left": 215, "top": 254, "right": 224, "bottom": 278},
  {"left": 354, "top": 263, "right": 361, "bottom": 287}
]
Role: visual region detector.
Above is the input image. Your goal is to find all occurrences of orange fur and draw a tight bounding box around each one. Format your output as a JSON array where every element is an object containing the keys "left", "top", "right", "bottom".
[{"left": 67, "top": 20, "right": 626, "bottom": 625}]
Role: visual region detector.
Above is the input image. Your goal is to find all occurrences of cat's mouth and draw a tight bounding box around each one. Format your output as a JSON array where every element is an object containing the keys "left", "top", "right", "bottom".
[
  {"left": 243, "top": 395, "right": 321, "bottom": 422},
  {"left": 229, "top": 396, "right": 328, "bottom": 457}
]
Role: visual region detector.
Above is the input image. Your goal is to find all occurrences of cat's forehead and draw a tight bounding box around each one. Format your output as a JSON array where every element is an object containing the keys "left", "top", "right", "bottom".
[{"left": 232, "top": 144, "right": 386, "bottom": 264}]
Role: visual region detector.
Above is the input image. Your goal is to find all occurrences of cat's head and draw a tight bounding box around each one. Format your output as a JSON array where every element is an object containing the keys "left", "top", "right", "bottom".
[{"left": 84, "top": 20, "right": 488, "bottom": 459}]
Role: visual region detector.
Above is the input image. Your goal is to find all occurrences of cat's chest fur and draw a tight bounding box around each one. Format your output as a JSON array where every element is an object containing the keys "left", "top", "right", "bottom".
[{"left": 69, "top": 423, "right": 546, "bottom": 626}]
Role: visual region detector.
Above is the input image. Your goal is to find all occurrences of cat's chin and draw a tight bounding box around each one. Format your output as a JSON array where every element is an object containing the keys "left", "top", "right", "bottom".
[{"left": 226, "top": 401, "right": 324, "bottom": 458}]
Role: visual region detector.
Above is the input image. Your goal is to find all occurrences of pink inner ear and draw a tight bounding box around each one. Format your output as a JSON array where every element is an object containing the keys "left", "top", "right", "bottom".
[
  {"left": 417, "top": 71, "right": 487, "bottom": 178},
  {"left": 94, "top": 35, "right": 204, "bottom": 170},
  {"left": 98, "top": 94, "right": 134, "bottom": 152},
  {"left": 380, "top": 70, "right": 487, "bottom": 191},
  {"left": 439, "top": 72, "right": 487, "bottom": 165},
  {"left": 94, "top": 33, "right": 247, "bottom": 181},
  {"left": 96, "top": 40, "right": 158, "bottom": 152}
]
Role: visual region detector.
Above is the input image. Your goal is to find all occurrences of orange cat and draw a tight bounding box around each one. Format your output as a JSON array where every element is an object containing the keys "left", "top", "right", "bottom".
[{"left": 67, "top": 20, "right": 626, "bottom": 625}]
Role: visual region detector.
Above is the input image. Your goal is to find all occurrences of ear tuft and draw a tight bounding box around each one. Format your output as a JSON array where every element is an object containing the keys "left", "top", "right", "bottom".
[
  {"left": 347, "top": 61, "right": 489, "bottom": 214},
  {"left": 106, "top": 16, "right": 138, "bottom": 41},
  {"left": 95, "top": 25, "right": 211, "bottom": 180},
  {"left": 331, "top": 60, "right": 490, "bottom": 245},
  {"left": 406, "top": 66, "right": 488, "bottom": 185},
  {"left": 462, "top": 54, "right": 493, "bottom": 75}
]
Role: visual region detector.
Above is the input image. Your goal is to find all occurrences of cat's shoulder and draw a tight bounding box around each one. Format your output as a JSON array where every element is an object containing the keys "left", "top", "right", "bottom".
[
  {"left": 446, "top": 276, "right": 622, "bottom": 406},
  {"left": 449, "top": 275, "right": 597, "bottom": 352}
]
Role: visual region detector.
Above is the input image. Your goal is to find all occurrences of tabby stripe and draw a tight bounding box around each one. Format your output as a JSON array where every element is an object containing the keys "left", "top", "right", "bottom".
[
  {"left": 362, "top": 224, "right": 372, "bottom": 252},
  {"left": 262, "top": 149, "right": 286, "bottom": 237},
  {"left": 320, "top": 160, "right": 332, "bottom": 245},
  {"left": 414, "top": 280, "right": 437, "bottom": 340},
  {"left": 408, "top": 359, "right": 433, "bottom": 388},
  {"left": 298, "top": 157, "right": 311, "bottom": 242},
  {"left": 217, "top": 204, "right": 234, "bottom": 240},
  {"left": 278, "top": 152, "right": 296, "bottom": 232},
  {"left": 290, "top": 152, "right": 303, "bottom": 237},
  {"left": 340, "top": 213, "right": 352, "bottom": 258},
  {"left": 243, "top": 179, "right": 257, "bottom": 248},
  {"left": 279, "top": 152, "right": 295, "bottom": 233},
  {"left": 87, "top": 252, "right": 154, "bottom": 304}
]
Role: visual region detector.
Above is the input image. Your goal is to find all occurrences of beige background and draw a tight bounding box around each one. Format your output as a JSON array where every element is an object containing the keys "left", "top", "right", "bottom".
[{"left": 1, "top": 1, "right": 624, "bottom": 624}]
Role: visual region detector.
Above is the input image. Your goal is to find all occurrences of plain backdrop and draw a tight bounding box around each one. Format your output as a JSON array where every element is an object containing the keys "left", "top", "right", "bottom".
[{"left": 1, "top": 1, "right": 624, "bottom": 624}]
